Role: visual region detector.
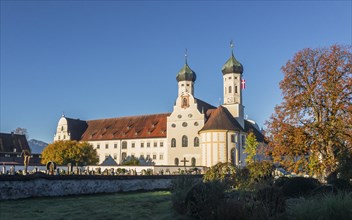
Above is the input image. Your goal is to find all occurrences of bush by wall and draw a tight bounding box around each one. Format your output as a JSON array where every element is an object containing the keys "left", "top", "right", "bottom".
[
  {"left": 185, "top": 181, "right": 224, "bottom": 219},
  {"left": 282, "top": 177, "right": 320, "bottom": 198},
  {"left": 170, "top": 175, "right": 200, "bottom": 215}
]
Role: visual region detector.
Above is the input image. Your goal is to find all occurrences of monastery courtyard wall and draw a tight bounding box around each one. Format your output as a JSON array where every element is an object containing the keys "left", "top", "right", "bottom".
[{"left": 0, "top": 175, "right": 202, "bottom": 200}]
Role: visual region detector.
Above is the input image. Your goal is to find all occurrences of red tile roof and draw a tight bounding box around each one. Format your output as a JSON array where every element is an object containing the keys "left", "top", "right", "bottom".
[
  {"left": 80, "top": 113, "right": 170, "bottom": 141},
  {"left": 200, "top": 106, "right": 244, "bottom": 132}
]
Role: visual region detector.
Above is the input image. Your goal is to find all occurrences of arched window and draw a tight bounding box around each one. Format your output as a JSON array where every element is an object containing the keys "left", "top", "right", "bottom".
[
  {"left": 182, "top": 135, "right": 188, "bottom": 147},
  {"left": 171, "top": 138, "right": 176, "bottom": 148},
  {"left": 122, "top": 141, "right": 127, "bottom": 149},
  {"left": 194, "top": 137, "right": 199, "bottom": 147},
  {"left": 175, "top": 158, "right": 179, "bottom": 166},
  {"left": 61, "top": 126, "right": 64, "bottom": 131},
  {"left": 121, "top": 152, "right": 127, "bottom": 161},
  {"left": 191, "top": 157, "right": 196, "bottom": 166},
  {"left": 229, "top": 86, "right": 232, "bottom": 93}
]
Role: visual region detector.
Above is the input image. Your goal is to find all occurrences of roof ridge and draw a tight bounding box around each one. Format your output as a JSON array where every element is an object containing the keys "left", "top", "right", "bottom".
[{"left": 86, "top": 112, "right": 171, "bottom": 122}]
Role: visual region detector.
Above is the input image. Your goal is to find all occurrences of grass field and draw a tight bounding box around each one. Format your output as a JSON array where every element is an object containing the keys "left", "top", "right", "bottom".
[{"left": 0, "top": 191, "right": 182, "bottom": 220}]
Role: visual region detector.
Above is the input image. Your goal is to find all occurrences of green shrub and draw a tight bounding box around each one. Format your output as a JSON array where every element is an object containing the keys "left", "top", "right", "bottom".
[
  {"left": 185, "top": 181, "right": 225, "bottom": 219},
  {"left": 311, "top": 185, "right": 336, "bottom": 197},
  {"left": 203, "top": 162, "right": 237, "bottom": 187},
  {"left": 216, "top": 198, "right": 250, "bottom": 220},
  {"left": 247, "top": 161, "right": 274, "bottom": 183},
  {"left": 287, "top": 192, "right": 352, "bottom": 220},
  {"left": 171, "top": 175, "right": 200, "bottom": 215},
  {"left": 329, "top": 179, "right": 352, "bottom": 192},
  {"left": 233, "top": 167, "right": 251, "bottom": 190},
  {"left": 282, "top": 177, "right": 320, "bottom": 198},
  {"left": 274, "top": 176, "right": 290, "bottom": 188},
  {"left": 255, "top": 186, "right": 286, "bottom": 217}
]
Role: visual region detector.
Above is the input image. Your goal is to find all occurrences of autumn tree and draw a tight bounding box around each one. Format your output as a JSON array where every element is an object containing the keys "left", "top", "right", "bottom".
[
  {"left": 266, "top": 45, "right": 352, "bottom": 177},
  {"left": 244, "top": 132, "right": 259, "bottom": 164},
  {"left": 41, "top": 140, "right": 99, "bottom": 166}
]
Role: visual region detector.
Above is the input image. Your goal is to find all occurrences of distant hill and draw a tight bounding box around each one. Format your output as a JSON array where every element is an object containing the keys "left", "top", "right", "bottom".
[{"left": 28, "top": 139, "right": 48, "bottom": 154}]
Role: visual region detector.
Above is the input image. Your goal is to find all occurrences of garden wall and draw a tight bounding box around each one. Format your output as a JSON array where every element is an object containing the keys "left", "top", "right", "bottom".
[{"left": 0, "top": 175, "right": 202, "bottom": 200}]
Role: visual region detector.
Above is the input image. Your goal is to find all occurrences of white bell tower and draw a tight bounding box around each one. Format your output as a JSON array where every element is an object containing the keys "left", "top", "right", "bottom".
[{"left": 222, "top": 42, "right": 245, "bottom": 128}]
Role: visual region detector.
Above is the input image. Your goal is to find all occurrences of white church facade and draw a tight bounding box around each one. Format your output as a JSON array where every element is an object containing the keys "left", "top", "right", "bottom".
[{"left": 53, "top": 47, "right": 264, "bottom": 167}]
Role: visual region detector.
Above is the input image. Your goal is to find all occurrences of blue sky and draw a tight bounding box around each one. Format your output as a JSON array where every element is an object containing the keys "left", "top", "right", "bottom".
[{"left": 1, "top": 1, "right": 351, "bottom": 143}]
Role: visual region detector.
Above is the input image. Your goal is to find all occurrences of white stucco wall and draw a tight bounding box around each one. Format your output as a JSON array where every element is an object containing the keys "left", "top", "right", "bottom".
[
  {"left": 89, "top": 138, "right": 167, "bottom": 165},
  {"left": 167, "top": 93, "right": 204, "bottom": 166}
]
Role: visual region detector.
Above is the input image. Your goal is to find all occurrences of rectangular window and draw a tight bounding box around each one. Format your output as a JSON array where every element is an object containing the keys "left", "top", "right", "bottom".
[
  {"left": 141, "top": 143, "right": 144, "bottom": 148},
  {"left": 154, "top": 142, "right": 157, "bottom": 147},
  {"left": 132, "top": 143, "right": 135, "bottom": 148},
  {"left": 147, "top": 142, "right": 150, "bottom": 148},
  {"left": 242, "top": 135, "right": 246, "bottom": 147},
  {"left": 105, "top": 144, "right": 109, "bottom": 149},
  {"left": 159, "top": 154, "right": 163, "bottom": 160},
  {"left": 113, "top": 154, "right": 117, "bottom": 160},
  {"left": 153, "top": 155, "right": 157, "bottom": 160},
  {"left": 97, "top": 144, "right": 100, "bottom": 149},
  {"left": 114, "top": 144, "right": 117, "bottom": 149},
  {"left": 160, "top": 142, "right": 164, "bottom": 147},
  {"left": 146, "top": 154, "right": 150, "bottom": 160},
  {"left": 231, "top": 135, "right": 236, "bottom": 143}
]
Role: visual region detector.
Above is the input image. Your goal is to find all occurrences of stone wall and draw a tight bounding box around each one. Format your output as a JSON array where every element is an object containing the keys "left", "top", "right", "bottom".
[{"left": 0, "top": 175, "right": 202, "bottom": 200}]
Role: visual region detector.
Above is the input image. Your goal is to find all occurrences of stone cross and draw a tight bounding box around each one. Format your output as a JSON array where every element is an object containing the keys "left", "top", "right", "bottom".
[{"left": 180, "top": 157, "right": 189, "bottom": 167}]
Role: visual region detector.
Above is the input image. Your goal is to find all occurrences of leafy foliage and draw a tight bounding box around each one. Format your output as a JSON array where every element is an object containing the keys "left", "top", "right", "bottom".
[
  {"left": 255, "top": 186, "right": 286, "bottom": 217},
  {"left": 121, "top": 156, "right": 140, "bottom": 165},
  {"left": 185, "top": 181, "right": 224, "bottom": 219},
  {"left": 266, "top": 45, "right": 352, "bottom": 177},
  {"left": 247, "top": 161, "right": 274, "bottom": 183},
  {"left": 203, "top": 162, "right": 237, "bottom": 185},
  {"left": 41, "top": 140, "right": 99, "bottom": 166},
  {"left": 171, "top": 175, "right": 200, "bottom": 215},
  {"left": 244, "top": 132, "right": 259, "bottom": 164},
  {"left": 281, "top": 177, "right": 320, "bottom": 198}
]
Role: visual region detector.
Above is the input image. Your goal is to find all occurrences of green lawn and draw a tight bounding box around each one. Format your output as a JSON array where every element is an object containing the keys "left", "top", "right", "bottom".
[{"left": 0, "top": 191, "right": 182, "bottom": 220}]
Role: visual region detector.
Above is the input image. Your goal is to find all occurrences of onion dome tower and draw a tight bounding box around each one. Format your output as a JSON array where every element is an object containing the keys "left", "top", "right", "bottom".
[
  {"left": 176, "top": 50, "right": 196, "bottom": 96},
  {"left": 222, "top": 41, "right": 245, "bottom": 128}
]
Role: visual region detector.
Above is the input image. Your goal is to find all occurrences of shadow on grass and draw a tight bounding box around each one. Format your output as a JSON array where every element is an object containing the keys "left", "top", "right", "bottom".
[{"left": 0, "top": 191, "right": 182, "bottom": 220}]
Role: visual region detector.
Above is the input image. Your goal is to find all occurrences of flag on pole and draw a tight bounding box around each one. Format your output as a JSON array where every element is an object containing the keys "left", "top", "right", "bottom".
[{"left": 241, "top": 79, "right": 246, "bottom": 89}]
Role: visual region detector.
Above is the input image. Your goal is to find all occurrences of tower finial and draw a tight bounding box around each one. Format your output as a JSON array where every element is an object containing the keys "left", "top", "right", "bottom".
[
  {"left": 230, "top": 40, "right": 234, "bottom": 56},
  {"left": 185, "top": 48, "right": 188, "bottom": 64}
]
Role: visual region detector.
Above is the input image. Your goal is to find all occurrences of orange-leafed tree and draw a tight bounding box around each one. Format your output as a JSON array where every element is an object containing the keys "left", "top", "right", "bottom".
[
  {"left": 266, "top": 45, "right": 352, "bottom": 177},
  {"left": 41, "top": 140, "right": 99, "bottom": 166}
]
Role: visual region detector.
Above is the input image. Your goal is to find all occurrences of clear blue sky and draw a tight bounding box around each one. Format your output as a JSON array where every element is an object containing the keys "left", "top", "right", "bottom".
[{"left": 1, "top": 1, "right": 351, "bottom": 143}]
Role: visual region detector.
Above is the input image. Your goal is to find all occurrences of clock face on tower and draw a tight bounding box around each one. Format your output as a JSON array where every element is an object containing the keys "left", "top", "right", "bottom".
[{"left": 227, "top": 97, "right": 234, "bottom": 103}]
